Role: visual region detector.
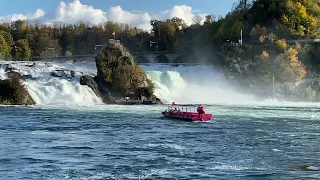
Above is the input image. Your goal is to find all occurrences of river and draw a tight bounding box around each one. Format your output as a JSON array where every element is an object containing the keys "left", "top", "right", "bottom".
[
  {"left": 0, "top": 61, "right": 319, "bottom": 179},
  {"left": 0, "top": 104, "right": 319, "bottom": 179}
]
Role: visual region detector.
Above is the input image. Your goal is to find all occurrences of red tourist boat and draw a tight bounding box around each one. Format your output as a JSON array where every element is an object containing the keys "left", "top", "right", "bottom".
[{"left": 161, "top": 102, "right": 212, "bottom": 122}]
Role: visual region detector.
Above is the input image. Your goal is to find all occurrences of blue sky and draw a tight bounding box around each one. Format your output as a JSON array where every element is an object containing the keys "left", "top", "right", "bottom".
[
  {"left": 0, "top": 0, "right": 237, "bottom": 17},
  {"left": 0, "top": 0, "right": 238, "bottom": 31}
]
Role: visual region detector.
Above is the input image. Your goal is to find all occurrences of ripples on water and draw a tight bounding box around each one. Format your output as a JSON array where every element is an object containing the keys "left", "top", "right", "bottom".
[{"left": 0, "top": 104, "right": 320, "bottom": 179}]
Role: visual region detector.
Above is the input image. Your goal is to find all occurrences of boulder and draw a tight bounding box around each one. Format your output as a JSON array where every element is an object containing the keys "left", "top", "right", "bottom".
[
  {"left": 0, "top": 72, "right": 35, "bottom": 105},
  {"left": 0, "top": 64, "right": 14, "bottom": 72},
  {"left": 80, "top": 41, "right": 161, "bottom": 105},
  {"left": 7, "top": 70, "right": 34, "bottom": 80},
  {"left": 80, "top": 75, "right": 103, "bottom": 99}
]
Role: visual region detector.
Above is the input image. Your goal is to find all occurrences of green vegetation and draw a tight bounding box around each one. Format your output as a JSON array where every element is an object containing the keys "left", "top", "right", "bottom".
[
  {"left": 97, "top": 42, "right": 141, "bottom": 94},
  {"left": 0, "top": 30, "right": 13, "bottom": 60},
  {"left": 95, "top": 41, "right": 156, "bottom": 102}
]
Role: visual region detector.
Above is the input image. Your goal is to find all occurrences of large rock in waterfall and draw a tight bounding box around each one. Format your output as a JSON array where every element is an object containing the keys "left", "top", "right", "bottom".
[
  {"left": 0, "top": 72, "right": 35, "bottom": 105},
  {"left": 80, "top": 41, "right": 161, "bottom": 105}
]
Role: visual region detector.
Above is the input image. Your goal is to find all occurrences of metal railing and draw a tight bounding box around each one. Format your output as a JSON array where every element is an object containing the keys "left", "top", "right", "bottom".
[
  {"left": 31, "top": 51, "right": 187, "bottom": 60},
  {"left": 136, "top": 63, "right": 210, "bottom": 65}
]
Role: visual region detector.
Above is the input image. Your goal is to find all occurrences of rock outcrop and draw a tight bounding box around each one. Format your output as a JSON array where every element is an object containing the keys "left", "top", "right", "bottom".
[
  {"left": 80, "top": 41, "right": 161, "bottom": 105},
  {"left": 0, "top": 72, "right": 35, "bottom": 105}
]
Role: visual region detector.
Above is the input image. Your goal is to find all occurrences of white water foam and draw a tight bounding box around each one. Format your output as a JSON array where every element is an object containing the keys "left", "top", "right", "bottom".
[
  {"left": 0, "top": 68, "right": 7, "bottom": 80},
  {"left": 1, "top": 61, "right": 320, "bottom": 107},
  {"left": 0, "top": 61, "right": 102, "bottom": 105},
  {"left": 57, "top": 62, "right": 252, "bottom": 105},
  {"left": 141, "top": 65, "right": 256, "bottom": 104},
  {"left": 24, "top": 77, "right": 102, "bottom": 105}
]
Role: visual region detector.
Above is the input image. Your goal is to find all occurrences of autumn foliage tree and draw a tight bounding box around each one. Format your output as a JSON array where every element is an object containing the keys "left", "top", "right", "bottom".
[{"left": 255, "top": 40, "right": 307, "bottom": 85}]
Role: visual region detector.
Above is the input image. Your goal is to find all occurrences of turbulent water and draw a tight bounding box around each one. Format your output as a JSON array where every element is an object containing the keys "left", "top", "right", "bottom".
[
  {"left": 0, "top": 61, "right": 257, "bottom": 105},
  {"left": 0, "top": 61, "right": 320, "bottom": 179},
  {"left": 1, "top": 104, "right": 320, "bottom": 179}
]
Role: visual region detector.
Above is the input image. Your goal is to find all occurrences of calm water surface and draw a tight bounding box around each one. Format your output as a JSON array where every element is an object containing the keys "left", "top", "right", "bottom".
[{"left": 0, "top": 104, "right": 320, "bottom": 179}]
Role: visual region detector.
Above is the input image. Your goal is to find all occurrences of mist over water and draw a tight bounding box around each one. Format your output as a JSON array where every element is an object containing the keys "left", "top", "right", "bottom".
[
  {"left": 142, "top": 65, "right": 256, "bottom": 104},
  {"left": 0, "top": 60, "right": 320, "bottom": 107}
]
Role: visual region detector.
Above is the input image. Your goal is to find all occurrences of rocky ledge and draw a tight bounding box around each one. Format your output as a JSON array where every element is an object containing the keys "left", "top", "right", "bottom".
[
  {"left": 0, "top": 71, "right": 35, "bottom": 105},
  {"left": 80, "top": 42, "right": 162, "bottom": 105}
]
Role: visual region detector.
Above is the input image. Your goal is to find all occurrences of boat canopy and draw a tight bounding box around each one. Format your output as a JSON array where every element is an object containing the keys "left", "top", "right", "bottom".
[
  {"left": 167, "top": 102, "right": 201, "bottom": 112},
  {"left": 170, "top": 102, "right": 198, "bottom": 107}
]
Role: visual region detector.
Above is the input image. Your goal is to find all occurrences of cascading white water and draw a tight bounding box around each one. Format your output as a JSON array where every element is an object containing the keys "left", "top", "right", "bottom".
[
  {"left": 1, "top": 61, "right": 320, "bottom": 106},
  {"left": 0, "top": 61, "right": 257, "bottom": 105},
  {"left": 141, "top": 65, "right": 256, "bottom": 104},
  {"left": 146, "top": 71, "right": 187, "bottom": 103},
  {"left": 24, "top": 77, "right": 102, "bottom": 105},
  {"left": 0, "top": 68, "right": 7, "bottom": 80},
  {"left": 0, "top": 61, "right": 102, "bottom": 105}
]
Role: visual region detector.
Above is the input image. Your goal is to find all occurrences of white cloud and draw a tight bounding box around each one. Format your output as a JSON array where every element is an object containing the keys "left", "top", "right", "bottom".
[
  {"left": 0, "top": 9, "right": 44, "bottom": 23},
  {"left": 0, "top": 0, "right": 207, "bottom": 30},
  {"left": 162, "top": 5, "right": 194, "bottom": 25},
  {"left": 161, "top": 5, "right": 208, "bottom": 25},
  {"left": 47, "top": 0, "right": 107, "bottom": 25},
  {"left": 106, "top": 6, "right": 152, "bottom": 31}
]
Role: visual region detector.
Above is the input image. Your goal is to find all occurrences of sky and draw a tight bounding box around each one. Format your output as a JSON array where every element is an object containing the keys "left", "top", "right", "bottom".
[{"left": 0, "top": 0, "right": 238, "bottom": 31}]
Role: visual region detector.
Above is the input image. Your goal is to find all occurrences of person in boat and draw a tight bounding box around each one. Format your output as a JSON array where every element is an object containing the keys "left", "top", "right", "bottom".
[{"left": 197, "top": 105, "right": 205, "bottom": 119}]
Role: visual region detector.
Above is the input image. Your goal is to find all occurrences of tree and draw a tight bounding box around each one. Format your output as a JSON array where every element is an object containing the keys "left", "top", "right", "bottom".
[
  {"left": 275, "top": 39, "right": 287, "bottom": 51},
  {"left": 192, "top": 15, "right": 203, "bottom": 25},
  {"left": 0, "top": 23, "right": 10, "bottom": 32},
  {"left": 266, "top": 32, "right": 277, "bottom": 44},
  {"left": 10, "top": 20, "right": 28, "bottom": 40},
  {"left": 0, "top": 31, "right": 13, "bottom": 60},
  {"left": 38, "top": 36, "right": 61, "bottom": 56},
  {"left": 12, "top": 39, "right": 31, "bottom": 61},
  {"left": 274, "top": 46, "right": 307, "bottom": 82},
  {"left": 150, "top": 18, "right": 187, "bottom": 51},
  {"left": 250, "top": 24, "right": 267, "bottom": 41},
  {"left": 204, "top": 15, "right": 216, "bottom": 26}
]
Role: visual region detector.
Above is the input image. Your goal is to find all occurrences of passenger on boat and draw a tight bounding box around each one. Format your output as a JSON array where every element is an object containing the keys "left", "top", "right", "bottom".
[{"left": 197, "top": 106, "right": 205, "bottom": 119}]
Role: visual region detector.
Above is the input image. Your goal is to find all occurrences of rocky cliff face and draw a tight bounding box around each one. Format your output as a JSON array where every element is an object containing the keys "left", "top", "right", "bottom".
[
  {"left": 80, "top": 42, "right": 161, "bottom": 105},
  {"left": 0, "top": 71, "right": 35, "bottom": 105}
]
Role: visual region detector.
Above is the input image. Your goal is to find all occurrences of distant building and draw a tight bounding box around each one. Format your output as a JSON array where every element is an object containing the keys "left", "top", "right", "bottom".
[{"left": 283, "top": 81, "right": 300, "bottom": 91}]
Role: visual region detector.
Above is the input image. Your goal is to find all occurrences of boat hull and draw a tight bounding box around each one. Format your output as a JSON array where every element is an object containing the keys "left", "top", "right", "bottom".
[{"left": 162, "top": 111, "right": 212, "bottom": 122}]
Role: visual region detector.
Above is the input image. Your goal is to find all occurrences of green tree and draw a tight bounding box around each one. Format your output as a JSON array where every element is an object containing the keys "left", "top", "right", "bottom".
[
  {"left": 12, "top": 39, "right": 31, "bottom": 60},
  {"left": 192, "top": 15, "right": 203, "bottom": 25},
  {"left": 38, "top": 36, "right": 61, "bottom": 56},
  {"left": 0, "top": 31, "right": 13, "bottom": 60},
  {"left": 250, "top": 24, "right": 267, "bottom": 42},
  {"left": 150, "top": 18, "right": 187, "bottom": 51}
]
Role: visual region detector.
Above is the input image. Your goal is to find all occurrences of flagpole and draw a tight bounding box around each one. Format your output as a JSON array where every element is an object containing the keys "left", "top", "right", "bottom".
[{"left": 272, "top": 76, "right": 275, "bottom": 98}]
